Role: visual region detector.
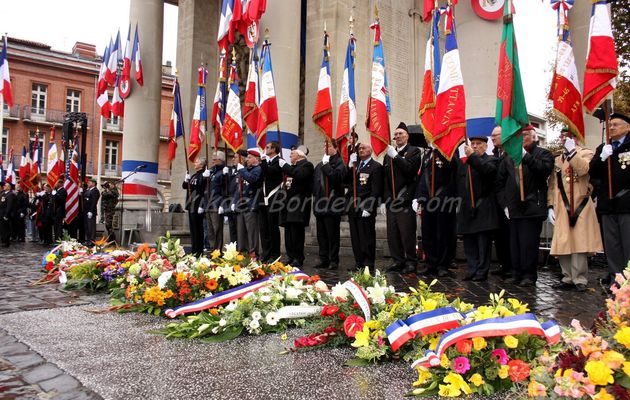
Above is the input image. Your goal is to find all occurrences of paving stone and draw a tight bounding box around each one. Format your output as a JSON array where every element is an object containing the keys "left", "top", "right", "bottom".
[
  {"left": 38, "top": 374, "right": 80, "bottom": 393},
  {"left": 51, "top": 388, "right": 103, "bottom": 400},
  {"left": 4, "top": 353, "right": 44, "bottom": 369},
  {"left": 0, "top": 342, "right": 29, "bottom": 356},
  {"left": 22, "top": 363, "right": 63, "bottom": 384}
]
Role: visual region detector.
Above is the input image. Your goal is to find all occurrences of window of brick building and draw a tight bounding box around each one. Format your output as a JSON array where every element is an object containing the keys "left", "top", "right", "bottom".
[
  {"left": 105, "top": 140, "right": 118, "bottom": 173},
  {"left": 1, "top": 128, "right": 8, "bottom": 161},
  {"left": 29, "top": 131, "right": 44, "bottom": 165},
  {"left": 66, "top": 89, "right": 81, "bottom": 113},
  {"left": 31, "top": 83, "right": 47, "bottom": 115}
]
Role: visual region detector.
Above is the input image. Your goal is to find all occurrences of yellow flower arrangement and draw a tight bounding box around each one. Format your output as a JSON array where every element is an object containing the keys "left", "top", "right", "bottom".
[
  {"left": 351, "top": 326, "right": 371, "bottom": 348},
  {"left": 211, "top": 249, "right": 221, "bottom": 260},
  {"left": 614, "top": 326, "right": 630, "bottom": 349},
  {"left": 593, "top": 388, "right": 615, "bottom": 400},
  {"left": 468, "top": 373, "right": 484, "bottom": 387},
  {"left": 498, "top": 364, "right": 510, "bottom": 379},
  {"left": 142, "top": 285, "right": 174, "bottom": 306},
  {"left": 472, "top": 337, "right": 487, "bottom": 351},
  {"left": 504, "top": 335, "right": 519, "bottom": 348},
  {"left": 413, "top": 367, "right": 433, "bottom": 386},
  {"left": 584, "top": 360, "right": 614, "bottom": 386},
  {"left": 45, "top": 253, "right": 57, "bottom": 262},
  {"left": 624, "top": 361, "right": 630, "bottom": 378},
  {"left": 601, "top": 350, "right": 625, "bottom": 369}
]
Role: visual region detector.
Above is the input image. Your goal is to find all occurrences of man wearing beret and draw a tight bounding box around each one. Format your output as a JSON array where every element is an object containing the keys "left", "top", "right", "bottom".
[
  {"left": 590, "top": 112, "right": 630, "bottom": 283},
  {"left": 233, "top": 149, "right": 263, "bottom": 258},
  {"left": 83, "top": 177, "right": 100, "bottom": 245},
  {"left": 456, "top": 135, "right": 499, "bottom": 281},
  {"left": 383, "top": 122, "right": 423, "bottom": 274}
]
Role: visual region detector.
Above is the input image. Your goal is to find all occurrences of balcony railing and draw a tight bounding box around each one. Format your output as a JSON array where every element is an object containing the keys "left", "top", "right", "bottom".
[
  {"left": 103, "top": 163, "right": 121, "bottom": 177},
  {"left": 22, "top": 106, "right": 67, "bottom": 124},
  {"left": 2, "top": 104, "right": 21, "bottom": 119},
  {"left": 105, "top": 118, "right": 123, "bottom": 131}
]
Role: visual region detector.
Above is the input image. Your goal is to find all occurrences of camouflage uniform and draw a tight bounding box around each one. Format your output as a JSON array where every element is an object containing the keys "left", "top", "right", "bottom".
[{"left": 101, "top": 184, "right": 119, "bottom": 240}]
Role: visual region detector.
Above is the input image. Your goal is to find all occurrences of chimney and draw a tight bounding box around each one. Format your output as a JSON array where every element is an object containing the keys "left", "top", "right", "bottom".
[
  {"left": 162, "top": 60, "right": 172, "bottom": 75},
  {"left": 72, "top": 42, "right": 96, "bottom": 59}
]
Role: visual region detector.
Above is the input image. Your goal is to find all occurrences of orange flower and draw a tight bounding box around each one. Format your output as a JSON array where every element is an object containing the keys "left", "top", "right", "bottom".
[
  {"left": 209, "top": 308, "right": 219, "bottom": 316},
  {"left": 234, "top": 265, "right": 241, "bottom": 272},
  {"left": 507, "top": 359, "right": 530, "bottom": 382},
  {"left": 256, "top": 268, "right": 265, "bottom": 277},
  {"left": 307, "top": 275, "right": 321, "bottom": 285},
  {"left": 455, "top": 340, "right": 473, "bottom": 355},
  {"left": 206, "top": 279, "right": 218, "bottom": 291},
  {"left": 136, "top": 243, "right": 151, "bottom": 257}
]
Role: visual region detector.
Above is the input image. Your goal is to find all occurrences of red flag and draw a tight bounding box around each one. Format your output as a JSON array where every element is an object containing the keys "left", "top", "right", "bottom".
[
  {"left": 187, "top": 67, "right": 208, "bottom": 162},
  {"left": 1, "top": 35, "right": 13, "bottom": 107},
  {"left": 243, "top": 45, "right": 259, "bottom": 134},
  {"left": 366, "top": 18, "right": 390, "bottom": 157},
  {"left": 30, "top": 132, "right": 40, "bottom": 185},
  {"left": 211, "top": 53, "right": 228, "bottom": 149},
  {"left": 64, "top": 145, "right": 80, "bottom": 223}
]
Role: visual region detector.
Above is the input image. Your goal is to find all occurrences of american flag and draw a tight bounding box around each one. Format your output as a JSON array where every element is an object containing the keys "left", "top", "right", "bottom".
[{"left": 63, "top": 141, "right": 80, "bottom": 224}]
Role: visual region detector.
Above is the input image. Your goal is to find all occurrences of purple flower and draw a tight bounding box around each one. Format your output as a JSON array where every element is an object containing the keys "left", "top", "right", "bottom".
[
  {"left": 492, "top": 348, "right": 509, "bottom": 365},
  {"left": 453, "top": 356, "right": 471, "bottom": 374}
]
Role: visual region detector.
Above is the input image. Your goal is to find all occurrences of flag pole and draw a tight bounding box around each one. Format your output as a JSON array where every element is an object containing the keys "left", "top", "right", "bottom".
[
  {"left": 264, "top": 29, "right": 283, "bottom": 154},
  {"left": 519, "top": 164, "right": 525, "bottom": 201},
  {"left": 201, "top": 63, "right": 209, "bottom": 169},
  {"left": 604, "top": 100, "right": 613, "bottom": 199}
]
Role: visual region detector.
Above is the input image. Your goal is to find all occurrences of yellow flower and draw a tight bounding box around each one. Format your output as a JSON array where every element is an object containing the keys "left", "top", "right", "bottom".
[
  {"left": 429, "top": 335, "right": 440, "bottom": 351},
  {"left": 585, "top": 360, "right": 615, "bottom": 386},
  {"left": 443, "top": 373, "right": 471, "bottom": 395},
  {"left": 615, "top": 327, "right": 630, "bottom": 349},
  {"left": 527, "top": 379, "right": 546, "bottom": 397},
  {"left": 498, "top": 365, "right": 509, "bottom": 379},
  {"left": 623, "top": 362, "right": 630, "bottom": 378},
  {"left": 457, "top": 301, "right": 475, "bottom": 313},
  {"left": 236, "top": 254, "right": 245, "bottom": 261},
  {"left": 413, "top": 367, "right": 433, "bottom": 386},
  {"left": 421, "top": 296, "right": 438, "bottom": 311},
  {"left": 438, "top": 384, "right": 460, "bottom": 397},
  {"left": 504, "top": 335, "right": 518, "bottom": 348},
  {"left": 351, "top": 327, "right": 371, "bottom": 348},
  {"left": 45, "top": 253, "right": 57, "bottom": 262},
  {"left": 593, "top": 388, "right": 615, "bottom": 400},
  {"left": 468, "top": 373, "right": 484, "bottom": 387},
  {"left": 602, "top": 350, "right": 625, "bottom": 369},
  {"left": 364, "top": 320, "right": 382, "bottom": 330},
  {"left": 280, "top": 333, "right": 287, "bottom": 341},
  {"left": 440, "top": 354, "right": 450, "bottom": 368},
  {"left": 497, "top": 306, "right": 515, "bottom": 317},
  {"left": 507, "top": 298, "right": 529, "bottom": 314},
  {"left": 211, "top": 249, "right": 221, "bottom": 260},
  {"left": 472, "top": 337, "right": 487, "bottom": 351},
  {"left": 474, "top": 306, "right": 494, "bottom": 321}
]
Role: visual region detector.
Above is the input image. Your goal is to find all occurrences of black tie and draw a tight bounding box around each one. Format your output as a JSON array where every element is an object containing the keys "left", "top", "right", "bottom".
[{"left": 613, "top": 141, "right": 620, "bottom": 151}]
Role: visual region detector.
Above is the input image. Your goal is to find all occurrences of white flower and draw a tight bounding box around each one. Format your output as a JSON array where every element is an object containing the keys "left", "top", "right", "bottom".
[
  {"left": 258, "top": 287, "right": 271, "bottom": 294},
  {"left": 363, "top": 266, "right": 371, "bottom": 277},
  {"left": 285, "top": 287, "right": 301, "bottom": 300},
  {"left": 251, "top": 311, "right": 262, "bottom": 320},
  {"left": 211, "top": 326, "right": 219, "bottom": 334},
  {"left": 314, "top": 280, "right": 328, "bottom": 292},
  {"left": 260, "top": 295, "right": 272, "bottom": 303},
  {"left": 366, "top": 282, "right": 386, "bottom": 305},
  {"left": 157, "top": 271, "right": 174, "bottom": 289},
  {"left": 330, "top": 283, "right": 349, "bottom": 300},
  {"left": 265, "top": 312, "right": 279, "bottom": 326},
  {"left": 225, "top": 300, "right": 238, "bottom": 311},
  {"left": 219, "top": 318, "right": 227, "bottom": 327},
  {"left": 249, "top": 319, "right": 260, "bottom": 330},
  {"left": 160, "top": 242, "right": 169, "bottom": 253},
  {"left": 223, "top": 242, "right": 239, "bottom": 261}
]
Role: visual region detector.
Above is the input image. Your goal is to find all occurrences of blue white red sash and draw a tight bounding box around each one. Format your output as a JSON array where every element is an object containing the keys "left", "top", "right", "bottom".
[
  {"left": 343, "top": 279, "right": 371, "bottom": 321},
  {"left": 164, "top": 270, "right": 309, "bottom": 318},
  {"left": 386, "top": 307, "right": 465, "bottom": 351},
  {"left": 411, "top": 313, "right": 561, "bottom": 368}
]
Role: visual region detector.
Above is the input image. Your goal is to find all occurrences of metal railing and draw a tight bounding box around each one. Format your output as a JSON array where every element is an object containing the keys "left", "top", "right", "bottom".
[
  {"left": 22, "top": 106, "right": 67, "bottom": 124},
  {"left": 103, "top": 163, "right": 121, "bottom": 177},
  {"left": 2, "top": 104, "right": 21, "bottom": 118}
]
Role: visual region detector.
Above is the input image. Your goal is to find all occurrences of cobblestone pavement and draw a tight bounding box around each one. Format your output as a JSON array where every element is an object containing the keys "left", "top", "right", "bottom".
[{"left": 0, "top": 241, "right": 612, "bottom": 399}]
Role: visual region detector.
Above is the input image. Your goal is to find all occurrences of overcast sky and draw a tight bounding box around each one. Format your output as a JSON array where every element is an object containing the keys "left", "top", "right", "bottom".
[{"left": 0, "top": 0, "right": 557, "bottom": 117}]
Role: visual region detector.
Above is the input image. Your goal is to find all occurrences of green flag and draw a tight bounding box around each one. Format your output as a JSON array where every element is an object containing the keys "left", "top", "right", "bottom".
[{"left": 495, "top": 0, "right": 528, "bottom": 166}]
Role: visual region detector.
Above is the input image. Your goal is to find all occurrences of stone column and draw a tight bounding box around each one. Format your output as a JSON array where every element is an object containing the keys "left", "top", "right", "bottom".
[
  {"left": 122, "top": 0, "right": 164, "bottom": 210},
  {"left": 258, "top": 1, "right": 302, "bottom": 157},
  {"left": 170, "top": 0, "right": 220, "bottom": 208}
]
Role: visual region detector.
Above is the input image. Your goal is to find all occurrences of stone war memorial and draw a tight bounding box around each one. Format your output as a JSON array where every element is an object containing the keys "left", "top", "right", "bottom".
[{"left": 1, "top": 0, "right": 629, "bottom": 399}]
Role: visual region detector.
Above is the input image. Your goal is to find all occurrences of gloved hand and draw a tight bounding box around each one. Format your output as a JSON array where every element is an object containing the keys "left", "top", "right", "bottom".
[
  {"left": 218, "top": 206, "right": 224, "bottom": 215},
  {"left": 224, "top": 216, "right": 229, "bottom": 224},
  {"left": 348, "top": 153, "right": 358, "bottom": 168},
  {"left": 197, "top": 207, "right": 204, "bottom": 214},
  {"left": 261, "top": 154, "right": 269, "bottom": 162},
  {"left": 2, "top": 217, "right": 7, "bottom": 221},
  {"left": 52, "top": 190, "right": 57, "bottom": 195},
  {"left": 230, "top": 203, "right": 236, "bottom": 212},
  {"left": 202, "top": 169, "right": 211, "bottom": 178},
  {"left": 503, "top": 207, "right": 509, "bottom": 219},
  {"left": 361, "top": 210, "right": 371, "bottom": 218},
  {"left": 185, "top": 173, "right": 191, "bottom": 182},
  {"left": 522, "top": 148, "right": 528, "bottom": 157},
  {"left": 87, "top": 212, "right": 93, "bottom": 219},
  {"left": 278, "top": 159, "right": 287, "bottom": 168},
  {"left": 222, "top": 167, "right": 229, "bottom": 175},
  {"left": 237, "top": 163, "right": 244, "bottom": 171},
  {"left": 379, "top": 204, "right": 387, "bottom": 216},
  {"left": 412, "top": 198, "right": 419, "bottom": 213},
  {"left": 600, "top": 144, "right": 613, "bottom": 161},
  {"left": 547, "top": 208, "right": 556, "bottom": 225},
  {"left": 564, "top": 137, "right": 576, "bottom": 153},
  {"left": 20, "top": 213, "right": 24, "bottom": 218},
  {"left": 386, "top": 145, "right": 398, "bottom": 159},
  {"left": 322, "top": 154, "right": 330, "bottom": 165}
]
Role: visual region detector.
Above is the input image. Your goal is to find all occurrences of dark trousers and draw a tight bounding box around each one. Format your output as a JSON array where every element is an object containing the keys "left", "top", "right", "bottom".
[
  {"left": 348, "top": 212, "right": 376, "bottom": 268},
  {"left": 41, "top": 221, "right": 53, "bottom": 245},
  {"left": 463, "top": 232, "right": 492, "bottom": 279},
  {"left": 84, "top": 214, "right": 96, "bottom": 244},
  {"left": 493, "top": 212, "right": 512, "bottom": 272},
  {"left": 188, "top": 211, "right": 205, "bottom": 255},
  {"left": 259, "top": 205, "right": 280, "bottom": 262},
  {"left": 421, "top": 209, "right": 456, "bottom": 270},
  {"left": 284, "top": 223, "right": 306, "bottom": 266},
  {"left": 315, "top": 215, "right": 341, "bottom": 265},
  {"left": 227, "top": 214, "right": 238, "bottom": 243},
  {"left": 65, "top": 218, "right": 79, "bottom": 240},
  {"left": 601, "top": 213, "right": 630, "bottom": 277},
  {"left": 388, "top": 206, "right": 418, "bottom": 267},
  {"left": 53, "top": 218, "right": 64, "bottom": 242},
  {"left": 0, "top": 218, "right": 10, "bottom": 246},
  {"left": 206, "top": 210, "right": 224, "bottom": 251},
  {"left": 509, "top": 218, "right": 543, "bottom": 282},
  {"left": 12, "top": 216, "right": 25, "bottom": 240}
]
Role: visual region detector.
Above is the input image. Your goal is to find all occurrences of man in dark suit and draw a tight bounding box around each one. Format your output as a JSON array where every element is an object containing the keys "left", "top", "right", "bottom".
[
  {"left": 183, "top": 157, "right": 207, "bottom": 255},
  {"left": 383, "top": 122, "right": 423, "bottom": 274},
  {"left": 496, "top": 126, "right": 554, "bottom": 286},
  {"left": 589, "top": 112, "right": 630, "bottom": 283},
  {"left": 456, "top": 135, "right": 498, "bottom": 281},
  {"left": 346, "top": 142, "right": 383, "bottom": 272},
  {"left": 279, "top": 147, "right": 314, "bottom": 267},
  {"left": 53, "top": 178, "right": 67, "bottom": 242},
  {"left": 0, "top": 182, "right": 16, "bottom": 247},
  {"left": 489, "top": 126, "right": 513, "bottom": 278},
  {"left": 312, "top": 140, "right": 346, "bottom": 269},
  {"left": 13, "top": 184, "right": 29, "bottom": 242},
  {"left": 233, "top": 150, "right": 263, "bottom": 258},
  {"left": 83, "top": 178, "right": 100, "bottom": 245},
  {"left": 259, "top": 141, "right": 284, "bottom": 263}
]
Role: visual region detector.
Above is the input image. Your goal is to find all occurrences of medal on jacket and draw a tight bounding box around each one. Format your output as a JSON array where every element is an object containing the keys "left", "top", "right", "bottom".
[
  {"left": 435, "top": 158, "right": 443, "bottom": 168},
  {"left": 564, "top": 167, "right": 577, "bottom": 182},
  {"left": 619, "top": 151, "right": 630, "bottom": 170},
  {"left": 359, "top": 173, "right": 369, "bottom": 185}
]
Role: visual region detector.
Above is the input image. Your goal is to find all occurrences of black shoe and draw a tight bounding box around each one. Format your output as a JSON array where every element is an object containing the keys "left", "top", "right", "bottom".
[
  {"left": 519, "top": 278, "right": 536, "bottom": 287},
  {"left": 329, "top": 262, "right": 339, "bottom": 270},
  {"left": 575, "top": 284, "right": 587, "bottom": 292},
  {"left": 314, "top": 261, "right": 329, "bottom": 269},
  {"left": 472, "top": 276, "right": 487, "bottom": 282},
  {"left": 600, "top": 276, "right": 612, "bottom": 285},
  {"left": 463, "top": 274, "right": 475, "bottom": 281},
  {"left": 402, "top": 264, "right": 416, "bottom": 274},
  {"left": 504, "top": 277, "right": 520, "bottom": 284},
  {"left": 552, "top": 282, "right": 574, "bottom": 290},
  {"left": 387, "top": 263, "right": 404, "bottom": 272}
]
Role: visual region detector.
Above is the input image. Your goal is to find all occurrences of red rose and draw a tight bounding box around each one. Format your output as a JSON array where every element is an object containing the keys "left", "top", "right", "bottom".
[
  {"left": 343, "top": 315, "right": 365, "bottom": 338},
  {"left": 455, "top": 339, "right": 473, "bottom": 355},
  {"left": 507, "top": 359, "right": 530, "bottom": 382},
  {"left": 320, "top": 304, "right": 340, "bottom": 317},
  {"left": 385, "top": 298, "right": 394, "bottom": 305},
  {"left": 45, "top": 262, "right": 54, "bottom": 271},
  {"left": 338, "top": 313, "right": 346, "bottom": 320},
  {"left": 323, "top": 325, "right": 337, "bottom": 335}
]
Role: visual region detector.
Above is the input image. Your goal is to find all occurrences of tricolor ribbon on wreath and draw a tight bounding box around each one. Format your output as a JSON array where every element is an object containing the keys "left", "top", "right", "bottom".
[
  {"left": 410, "top": 313, "right": 561, "bottom": 369},
  {"left": 343, "top": 279, "right": 372, "bottom": 321},
  {"left": 386, "top": 307, "right": 468, "bottom": 351},
  {"left": 165, "top": 270, "right": 309, "bottom": 318}
]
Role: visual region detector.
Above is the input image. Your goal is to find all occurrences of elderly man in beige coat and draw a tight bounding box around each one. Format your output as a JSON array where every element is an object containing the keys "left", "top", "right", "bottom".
[{"left": 547, "top": 128, "right": 603, "bottom": 292}]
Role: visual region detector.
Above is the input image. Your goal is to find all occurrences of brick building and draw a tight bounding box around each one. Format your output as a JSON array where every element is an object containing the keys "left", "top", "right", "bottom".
[{"left": 1, "top": 37, "right": 175, "bottom": 207}]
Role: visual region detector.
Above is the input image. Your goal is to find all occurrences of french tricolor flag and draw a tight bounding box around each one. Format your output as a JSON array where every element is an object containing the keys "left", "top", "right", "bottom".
[
  {"left": 187, "top": 67, "right": 208, "bottom": 162},
  {"left": 418, "top": 10, "right": 441, "bottom": 144},
  {"left": 111, "top": 74, "right": 124, "bottom": 117},
  {"left": 256, "top": 39, "right": 279, "bottom": 148},
  {"left": 5, "top": 148, "right": 16, "bottom": 185},
  {"left": 583, "top": 1, "right": 618, "bottom": 114},
  {"left": 222, "top": 61, "right": 244, "bottom": 152},
  {"left": 105, "top": 33, "right": 121, "bottom": 87},
  {"left": 168, "top": 78, "right": 185, "bottom": 162},
  {"left": 366, "top": 18, "right": 390, "bottom": 157},
  {"left": 217, "top": 0, "right": 235, "bottom": 51},
  {"left": 132, "top": 24, "right": 144, "bottom": 86},
  {"left": 312, "top": 31, "right": 333, "bottom": 142},
  {"left": 0, "top": 35, "right": 13, "bottom": 107},
  {"left": 243, "top": 44, "right": 260, "bottom": 135},
  {"left": 19, "top": 146, "right": 31, "bottom": 191},
  {"left": 212, "top": 52, "right": 228, "bottom": 149},
  {"left": 335, "top": 34, "right": 356, "bottom": 164},
  {"left": 30, "top": 133, "right": 40, "bottom": 185},
  {"left": 119, "top": 25, "right": 132, "bottom": 99},
  {"left": 432, "top": 7, "right": 466, "bottom": 161}
]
